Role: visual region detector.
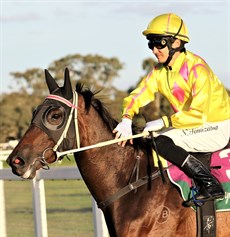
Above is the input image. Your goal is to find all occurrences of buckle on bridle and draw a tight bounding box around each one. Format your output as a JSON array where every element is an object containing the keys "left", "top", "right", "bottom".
[{"left": 40, "top": 147, "right": 57, "bottom": 170}]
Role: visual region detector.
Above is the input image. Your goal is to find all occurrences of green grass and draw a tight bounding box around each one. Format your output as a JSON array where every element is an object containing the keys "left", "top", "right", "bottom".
[{"left": 4, "top": 172, "right": 94, "bottom": 237}]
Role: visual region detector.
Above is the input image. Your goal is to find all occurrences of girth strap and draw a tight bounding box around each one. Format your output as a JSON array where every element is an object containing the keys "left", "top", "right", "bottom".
[
  {"left": 196, "top": 201, "right": 216, "bottom": 237},
  {"left": 195, "top": 153, "right": 217, "bottom": 237}
]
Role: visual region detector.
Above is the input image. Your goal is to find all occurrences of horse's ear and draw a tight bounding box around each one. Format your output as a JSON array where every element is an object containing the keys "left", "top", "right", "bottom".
[
  {"left": 45, "top": 69, "right": 59, "bottom": 94},
  {"left": 63, "top": 68, "right": 73, "bottom": 100}
]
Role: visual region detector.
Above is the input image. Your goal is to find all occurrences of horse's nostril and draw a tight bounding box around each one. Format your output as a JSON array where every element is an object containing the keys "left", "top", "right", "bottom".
[
  {"left": 13, "top": 157, "right": 25, "bottom": 166},
  {"left": 14, "top": 158, "right": 21, "bottom": 164}
]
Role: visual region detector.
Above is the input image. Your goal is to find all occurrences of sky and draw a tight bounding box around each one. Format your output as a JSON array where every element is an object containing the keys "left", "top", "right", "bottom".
[{"left": 1, "top": 0, "right": 230, "bottom": 94}]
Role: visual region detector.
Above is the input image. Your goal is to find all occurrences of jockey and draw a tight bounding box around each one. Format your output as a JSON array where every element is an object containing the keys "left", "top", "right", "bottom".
[{"left": 113, "top": 13, "right": 230, "bottom": 204}]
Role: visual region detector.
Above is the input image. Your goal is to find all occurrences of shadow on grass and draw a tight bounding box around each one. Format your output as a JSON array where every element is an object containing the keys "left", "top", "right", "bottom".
[
  {"left": 47, "top": 207, "right": 92, "bottom": 214},
  {"left": 13, "top": 207, "right": 92, "bottom": 214},
  {"left": 54, "top": 193, "right": 90, "bottom": 197}
]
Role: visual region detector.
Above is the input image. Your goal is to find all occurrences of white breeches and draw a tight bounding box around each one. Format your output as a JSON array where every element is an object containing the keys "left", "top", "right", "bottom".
[{"left": 158, "top": 119, "right": 230, "bottom": 153}]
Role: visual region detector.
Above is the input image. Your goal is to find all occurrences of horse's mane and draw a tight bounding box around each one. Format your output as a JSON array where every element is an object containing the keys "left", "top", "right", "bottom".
[{"left": 75, "top": 83, "right": 118, "bottom": 132}]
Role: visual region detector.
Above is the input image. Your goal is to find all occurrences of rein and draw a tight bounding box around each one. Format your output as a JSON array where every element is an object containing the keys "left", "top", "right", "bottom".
[{"left": 56, "top": 132, "right": 149, "bottom": 158}]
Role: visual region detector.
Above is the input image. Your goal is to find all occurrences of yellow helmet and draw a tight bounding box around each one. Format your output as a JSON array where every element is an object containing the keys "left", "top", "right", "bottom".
[{"left": 142, "top": 13, "right": 189, "bottom": 43}]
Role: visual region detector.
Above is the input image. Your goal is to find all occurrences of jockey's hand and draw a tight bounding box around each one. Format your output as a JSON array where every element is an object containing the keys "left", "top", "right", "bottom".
[
  {"left": 144, "top": 118, "right": 166, "bottom": 133},
  {"left": 113, "top": 118, "right": 133, "bottom": 147}
]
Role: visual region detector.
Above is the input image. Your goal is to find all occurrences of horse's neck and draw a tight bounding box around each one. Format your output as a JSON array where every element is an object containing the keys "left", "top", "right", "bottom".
[
  {"left": 78, "top": 105, "right": 113, "bottom": 145},
  {"left": 75, "top": 111, "right": 140, "bottom": 203}
]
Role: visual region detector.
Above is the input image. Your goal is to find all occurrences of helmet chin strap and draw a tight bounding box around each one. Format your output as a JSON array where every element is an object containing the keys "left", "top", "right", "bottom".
[
  {"left": 163, "top": 40, "right": 186, "bottom": 67},
  {"left": 163, "top": 19, "right": 186, "bottom": 67}
]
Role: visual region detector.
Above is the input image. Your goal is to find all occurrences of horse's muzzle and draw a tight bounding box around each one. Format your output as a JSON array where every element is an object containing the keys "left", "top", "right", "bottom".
[{"left": 6, "top": 153, "right": 38, "bottom": 179}]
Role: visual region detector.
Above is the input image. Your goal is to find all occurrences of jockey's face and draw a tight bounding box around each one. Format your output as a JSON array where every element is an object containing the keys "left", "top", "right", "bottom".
[
  {"left": 152, "top": 39, "right": 181, "bottom": 65},
  {"left": 153, "top": 46, "right": 169, "bottom": 64},
  {"left": 147, "top": 36, "right": 170, "bottom": 64}
]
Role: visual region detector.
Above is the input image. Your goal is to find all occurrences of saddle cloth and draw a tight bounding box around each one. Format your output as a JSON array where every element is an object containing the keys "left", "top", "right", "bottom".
[{"left": 152, "top": 144, "right": 230, "bottom": 212}]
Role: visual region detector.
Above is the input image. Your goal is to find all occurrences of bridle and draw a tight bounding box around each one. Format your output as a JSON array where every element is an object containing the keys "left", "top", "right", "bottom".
[
  {"left": 34, "top": 91, "right": 81, "bottom": 168},
  {"left": 46, "top": 92, "right": 80, "bottom": 151}
]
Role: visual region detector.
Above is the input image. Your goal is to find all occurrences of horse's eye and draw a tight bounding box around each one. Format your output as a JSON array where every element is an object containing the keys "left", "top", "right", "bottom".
[
  {"left": 47, "top": 108, "right": 65, "bottom": 126},
  {"left": 42, "top": 106, "right": 66, "bottom": 130},
  {"left": 51, "top": 113, "right": 61, "bottom": 121}
]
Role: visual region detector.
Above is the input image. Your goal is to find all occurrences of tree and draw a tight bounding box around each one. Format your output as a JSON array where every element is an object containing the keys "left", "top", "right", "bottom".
[
  {"left": 48, "top": 54, "right": 123, "bottom": 89},
  {"left": 0, "top": 92, "right": 43, "bottom": 142},
  {"left": 10, "top": 68, "right": 48, "bottom": 97},
  {"left": 10, "top": 54, "right": 123, "bottom": 95}
]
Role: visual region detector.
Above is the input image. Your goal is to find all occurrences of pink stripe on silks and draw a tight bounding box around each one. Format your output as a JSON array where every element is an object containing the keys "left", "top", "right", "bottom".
[
  {"left": 46, "top": 95, "right": 79, "bottom": 109},
  {"left": 171, "top": 104, "right": 178, "bottom": 112},
  {"left": 190, "top": 63, "right": 209, "bottom": 79},
  {"left": 172, "top": 82, "right": 185, "bottom": 103},
  {"left": 192, "top": 83, "right": 196, "bottom": 97},
  {"left": 179, "top": 62, "right": 189, "bottom": 82},
  {"left": 166, "top": 13, "right": 171, "bottom": 32},
  {"left": 193, "top": 54, "right": 208, "bottom": 64},
  {"left": 125, "top": 72, "right": 152, "bottom": 114}
]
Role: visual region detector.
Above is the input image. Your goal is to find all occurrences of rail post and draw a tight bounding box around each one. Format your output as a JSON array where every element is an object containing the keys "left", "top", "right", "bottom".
[
  {"left": 92, "top": 199, "right": 109, "bottom": 237},
  {"left": 0, "top": 159, "right": 7, "bottom": 237},
  {"left": 32, "top": 178, "right": 48, "bottom": 237}
]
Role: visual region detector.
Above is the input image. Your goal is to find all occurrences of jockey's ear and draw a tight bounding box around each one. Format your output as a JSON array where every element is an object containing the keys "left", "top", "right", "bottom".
[
  {"left": 63, "top": 68, "right": 73, "bottom": 100},
  {"left": 172, "top": 39, "right": 181, "bottom": 49},
  {"left": 45, "top": 69, "right": 59, "bottom": 94}
]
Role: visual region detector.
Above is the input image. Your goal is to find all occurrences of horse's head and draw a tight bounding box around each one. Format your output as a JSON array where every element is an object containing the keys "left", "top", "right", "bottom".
[{"left": 7, "top": 68, "right": 77, "bottom": 179}]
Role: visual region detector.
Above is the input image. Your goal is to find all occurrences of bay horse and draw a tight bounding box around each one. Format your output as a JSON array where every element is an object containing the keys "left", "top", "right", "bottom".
[{"left": 7, "top": 69, "right": 230, "bottom": 237}]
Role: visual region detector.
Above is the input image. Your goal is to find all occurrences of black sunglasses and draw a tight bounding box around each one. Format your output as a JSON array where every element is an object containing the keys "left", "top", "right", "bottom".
[{"left": 148, "top": 37, "right": 169, "bottom": 50}]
